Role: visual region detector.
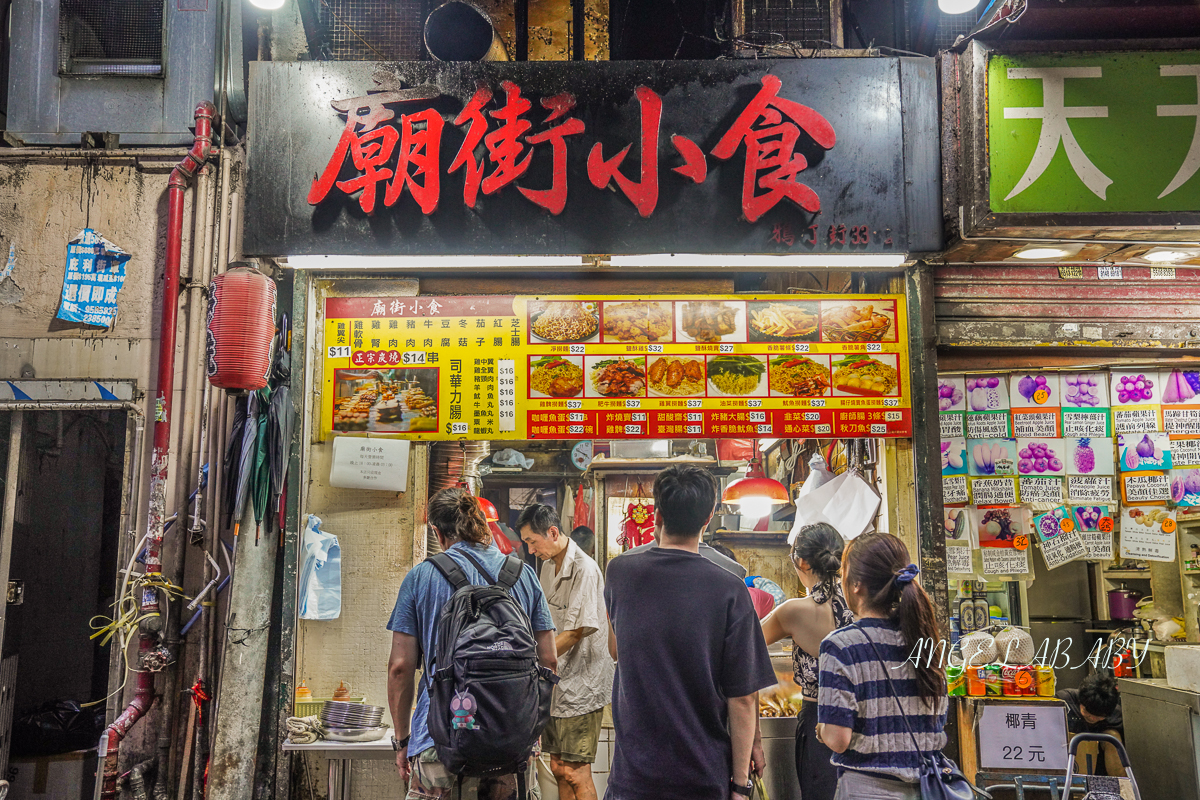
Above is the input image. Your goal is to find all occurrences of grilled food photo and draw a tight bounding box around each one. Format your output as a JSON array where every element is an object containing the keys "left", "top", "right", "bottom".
[
  {"left": 530, "top": 356, "right": 584, "bottom": 398},
  {"left": 821, "top": 303, "right": 893, "bottom": 342},
  {"left": 749, "top": 303, "right": 818, "bottom": 339},
  {"left": 769, "top": 355, "right": 831, "bottom": 397},
  {"left": 530, "top": 301, "right": 598, "bottom": 342},
  {"left": 591, "top": 358, "right": 647, "bottom": 397},
  {"left": 680, "top": 301, "right": 738, "bottom": 342},
  {"left": 647, "top": 356, "right": 705, "bottom": 396},
  {"left": 831, "top": 356, "right": 898, "bottom": 396},
  {"left": 602, "top": 303, "right": 672, "bottom": 342}
]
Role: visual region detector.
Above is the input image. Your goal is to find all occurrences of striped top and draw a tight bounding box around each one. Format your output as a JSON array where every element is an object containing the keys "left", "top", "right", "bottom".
[{"left": 817, "top": 618, "right": 948, "bottom": 783}]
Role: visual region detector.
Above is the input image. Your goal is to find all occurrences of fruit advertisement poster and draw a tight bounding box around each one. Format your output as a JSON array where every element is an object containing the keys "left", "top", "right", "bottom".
[
  {"left": 1119, "top": 504, "right": 1177, "bottom": 561},
  {"left": 938, "top": 375, "right": 966, "bottom": 438},
  {"left": 1060, "top": 372, "right": 1110, "bottom": 437},
  {"left": 1111, "top": 371, "right": 1162, "bottom": 435},
  {"left": 1032, "top": 506, "right": 1088, "bottom": 570},
  {"left": 972, "top": 505, "right": 1034, "bottom": 575},
  {"left": 965, "top": 376, "right": 1012, "bottom": 439},
  {"left": 1073, "top": 505, "right": 1114, "bottom": 559},
  {"left": 1010, "top": 372, "right": 1061, "bottom": 438},
  {"left": 1161, "top": 368, "right": 1200, "bottom": 435},
  {"left": 321, "top": 294, "right": 912, "bottom": 440}
]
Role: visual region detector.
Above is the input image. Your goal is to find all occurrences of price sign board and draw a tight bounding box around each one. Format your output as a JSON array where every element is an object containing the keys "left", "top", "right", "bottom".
[
  {"left": 320, "top": 294, "right": 912, "bottom": 440},
  {"left": 979, "top": 704, "right": 1069, "bottom": 772}
]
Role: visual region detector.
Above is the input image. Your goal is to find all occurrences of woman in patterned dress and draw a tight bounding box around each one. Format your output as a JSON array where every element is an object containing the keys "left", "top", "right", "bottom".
[{"left": 760, "top": 522, "right": 854, "bottom": 800}]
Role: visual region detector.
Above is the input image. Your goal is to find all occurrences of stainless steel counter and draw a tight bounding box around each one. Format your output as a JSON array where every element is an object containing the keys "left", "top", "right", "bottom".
[{"left": 760, "top": 714, "right": 799, "bottom": 800}]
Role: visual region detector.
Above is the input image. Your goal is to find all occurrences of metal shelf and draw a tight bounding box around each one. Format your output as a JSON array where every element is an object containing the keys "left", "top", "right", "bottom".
[{"left": 1103, "top": 570, "right": 1153, "bottom": 579}]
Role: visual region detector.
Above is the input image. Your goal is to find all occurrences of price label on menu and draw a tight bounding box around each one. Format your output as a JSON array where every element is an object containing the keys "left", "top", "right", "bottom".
[
  {"left": 1164, "top": 408, "right": 1200, "bottom": 436},
  {"left": 1067, "top": 475, "right": 1113, "bottom": 502},
  {"left": 979, "top": 705, "right": 1069, "bottom": 771},
  {"left": 1061, "top": 411, "right": 1109, "bottom": 438},
  {"left": 943, "top": 475, "right": 969, "bottom": 504},
  {"left": 497, "top": 360, "right": 517, "bottom": 432},
  {"left": 967, "top": 412, "right": 1011, "bottom": 439},
  {"left": 1113, "top": 407, "right": 1160, "bottom": 434},
  {"left": 1019, "top": 477, "right": 1064, "bottom": 504},
  {"left": 940, "top": 414, "right": 965, "bottom": 438},
  {"left": 1012, "top": 412, "right": 1059, "bottom": 439},
  {"left": 970, "top": 477, "right": 1018, "bottom": 505}
]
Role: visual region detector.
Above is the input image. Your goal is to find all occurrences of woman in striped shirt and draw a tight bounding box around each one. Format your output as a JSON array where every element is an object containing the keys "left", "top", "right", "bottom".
[{"left": 816, "top": 533, "right": 948, "bottom": 800}]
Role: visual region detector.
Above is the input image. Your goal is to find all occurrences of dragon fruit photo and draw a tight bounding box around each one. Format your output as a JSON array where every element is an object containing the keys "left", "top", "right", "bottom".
[{"left": 1066, "top": 437, "right": 1114, "bottom": 475}]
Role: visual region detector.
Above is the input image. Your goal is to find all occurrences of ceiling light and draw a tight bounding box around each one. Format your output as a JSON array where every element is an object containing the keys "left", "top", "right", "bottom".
[
  {"left": 1143, "top": 248, "right": 1199, "bottom": 263},
  {"left": 938, "top": 0, "right": 980, "bottom": 13},
  {"left": 248, "top": 0, "right": 285, "bottom": 9},
  {"left": 607, "top": 253, "right": 908, "bottom": 269},
  {"left": 1014, "top": 247, "right": 1072, "bottom": 260},
  {"left": 285, "top": 255, "right": 586, "bottom": 269}
]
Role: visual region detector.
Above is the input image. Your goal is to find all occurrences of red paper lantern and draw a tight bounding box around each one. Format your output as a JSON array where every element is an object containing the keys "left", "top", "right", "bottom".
[{"left": 207, "top": 265, "right": 276, "bottom": 391}]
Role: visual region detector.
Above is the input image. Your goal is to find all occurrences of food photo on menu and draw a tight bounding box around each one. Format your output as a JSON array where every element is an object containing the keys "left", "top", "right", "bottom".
[
  {"left": 747, "top": 300, "right": 819, "bottom": 341},
  {"left": 768, "top": 354, "right": 832, "bottom": 397},
  {"left": 528, "top": 300, "right": 599, "bottom": 343},
  {"left": 706, "top": 355, "right": 768, "bottom": 397},
  {"left": 529, "top": 355, "right": 585, "bottom": 398},
  {"left": 585, "top": 356, "right": 648, "bottom": 398},
  {"left": 677, "top": 300, "right": 743, "bottom": 342},
  {"left": 830, "top": 354, "right": 900, "bottom": 396},
  {"left": 820, "top": 300, "right": 897, "bottom": 342},
  {"left": 601, "top": 301, "right": 673, "bottom": 343},
  {"left": 647, "top": 355, "right": 706, "bottom": 397},
  {"left": 331, "top": 368, "right": 438, "bottom": 433}
]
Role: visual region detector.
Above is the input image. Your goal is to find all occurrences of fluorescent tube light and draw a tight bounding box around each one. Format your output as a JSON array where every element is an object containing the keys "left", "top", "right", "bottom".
[
  {"left": 285, "top": 255, "right": 587, "bottom": 270},
  {"left": 606, "top": 253, "right": 907, "bottom": 268}
]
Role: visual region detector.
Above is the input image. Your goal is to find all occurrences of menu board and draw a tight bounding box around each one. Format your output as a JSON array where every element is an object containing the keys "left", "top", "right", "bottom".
[{"left": 320, "top": 294, "right": 912, "bottom": 440}]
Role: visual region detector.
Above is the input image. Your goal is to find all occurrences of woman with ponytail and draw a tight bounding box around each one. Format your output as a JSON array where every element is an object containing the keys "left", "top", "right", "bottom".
[
  {"left": 761, "top": 523, "right": 854, "bottom": 800},
  {"left": 816, "top": 533, "right": 947, "bottom": 800}
]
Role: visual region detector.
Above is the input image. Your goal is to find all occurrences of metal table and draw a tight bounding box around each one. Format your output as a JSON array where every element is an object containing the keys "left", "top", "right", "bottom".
[{"left": 282, "top": 739, "right": 394, "bottom": 800}]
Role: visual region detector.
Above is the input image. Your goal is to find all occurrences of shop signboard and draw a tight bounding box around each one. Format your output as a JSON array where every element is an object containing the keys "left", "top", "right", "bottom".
[
  {"left": 245, "top": 59, "right": 940, "bottom": 256},
  {"left": 988, "top": 51, "right": 1200, "bottom": 216},
  {"left": 320, "top": 294, "right": 910, "bottom": 440},
  {"left": 979, "top": 704, "right": 1069, "bottom": 772}
]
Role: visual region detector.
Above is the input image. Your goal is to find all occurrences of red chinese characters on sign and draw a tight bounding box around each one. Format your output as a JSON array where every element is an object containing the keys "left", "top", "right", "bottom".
[
  {"left": 308, "top": 76, "right": 840, "bottom": 224},
  {"left": 711, "top": 74, "right": 837, "bottom": 223}
]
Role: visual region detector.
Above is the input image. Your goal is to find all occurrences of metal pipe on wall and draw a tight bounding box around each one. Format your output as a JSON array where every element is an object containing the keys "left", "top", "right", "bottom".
[{"left": 100, "top": 100, "right": 216, "bottom": 800}]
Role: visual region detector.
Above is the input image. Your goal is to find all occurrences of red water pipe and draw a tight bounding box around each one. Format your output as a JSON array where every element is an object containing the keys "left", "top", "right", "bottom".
[{"left": 100, "top": 100, "right": 217, "bottom": 800}]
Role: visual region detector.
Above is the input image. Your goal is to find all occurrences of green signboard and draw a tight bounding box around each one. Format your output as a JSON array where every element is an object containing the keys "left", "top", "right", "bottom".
[{"left": 989, "top": 51, "right": 1200, "bottom": 214}]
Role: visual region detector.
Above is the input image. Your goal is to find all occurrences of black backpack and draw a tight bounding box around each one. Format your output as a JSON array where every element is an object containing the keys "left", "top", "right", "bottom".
[{"left": 425, "top": 549, "right": 557, "bottom": 787}]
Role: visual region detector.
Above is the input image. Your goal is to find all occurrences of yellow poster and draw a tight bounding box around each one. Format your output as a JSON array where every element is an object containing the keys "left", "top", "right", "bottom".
[{"left": 320, "top": 294, "right": 911, "bottom": 440}]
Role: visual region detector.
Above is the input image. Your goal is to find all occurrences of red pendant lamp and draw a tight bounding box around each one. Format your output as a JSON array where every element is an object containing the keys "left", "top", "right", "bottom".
[{"left": 721, "top": 440, "right": 789, "bottom": 522}]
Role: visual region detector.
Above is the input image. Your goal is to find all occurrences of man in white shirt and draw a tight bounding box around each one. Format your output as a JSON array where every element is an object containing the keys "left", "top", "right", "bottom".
[{"left": 518, "top": 504, "right": 614, "bottom": 800}]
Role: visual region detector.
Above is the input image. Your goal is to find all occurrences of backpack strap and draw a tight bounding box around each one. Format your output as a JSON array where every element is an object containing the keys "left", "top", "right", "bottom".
[
  {"left": 427, "top": 552, "right": 472, "bottom": 592},
  {"left": 496, "top": 554, "right": 524, "bottom": 592},
  {"left": 458, "top": 549, "right": 499, "bottom": 585}
]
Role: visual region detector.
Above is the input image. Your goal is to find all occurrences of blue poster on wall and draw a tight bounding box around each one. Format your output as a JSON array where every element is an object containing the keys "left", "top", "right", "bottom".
[{"left": 56, "top": 228, "right": 131, "bottom": 328}]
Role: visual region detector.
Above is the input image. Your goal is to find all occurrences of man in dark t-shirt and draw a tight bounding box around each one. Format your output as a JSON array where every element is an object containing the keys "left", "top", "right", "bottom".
[{"left": 604, "top": 465, "right": 777, "bottom": 800}]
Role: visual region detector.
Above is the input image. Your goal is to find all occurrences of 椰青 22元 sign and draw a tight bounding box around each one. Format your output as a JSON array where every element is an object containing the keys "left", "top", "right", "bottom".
[{"left": 245, "top": 59, "right": 940, "bottom": 256}]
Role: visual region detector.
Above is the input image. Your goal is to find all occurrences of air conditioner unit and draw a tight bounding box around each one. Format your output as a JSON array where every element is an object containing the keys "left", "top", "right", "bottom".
[{"left": 6, "top": 0, "right": 217, "bottom": 146}]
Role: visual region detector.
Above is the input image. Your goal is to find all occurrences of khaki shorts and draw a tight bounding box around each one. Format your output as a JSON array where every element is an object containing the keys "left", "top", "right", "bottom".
[
  {"left": 541, "top": 708, "right": 603, "bottom": 763},
  {"left": 406, "top": 747, "right": 538, "bottom": 800}
]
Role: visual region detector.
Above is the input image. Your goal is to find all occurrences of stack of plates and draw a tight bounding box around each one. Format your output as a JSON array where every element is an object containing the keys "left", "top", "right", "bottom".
[{"left": 321, "top": 701, "right": 388, "bottom": 742}]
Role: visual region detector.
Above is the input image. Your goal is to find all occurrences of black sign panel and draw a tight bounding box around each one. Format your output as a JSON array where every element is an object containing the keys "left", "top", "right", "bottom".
[{"left": 244, "top": 59, "right": 940, "bottom": 256}]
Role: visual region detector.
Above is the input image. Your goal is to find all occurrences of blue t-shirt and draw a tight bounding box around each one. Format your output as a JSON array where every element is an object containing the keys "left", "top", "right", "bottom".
[{"left": 387, "top": 541, "right": 555, "bottom": 757}]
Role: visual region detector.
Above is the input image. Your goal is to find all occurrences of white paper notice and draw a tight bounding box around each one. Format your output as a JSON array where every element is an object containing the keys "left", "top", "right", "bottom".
[
  {"left": 979, "top": 705, "right": 1069, "bottom": 772},
  {"left": 1067, "top": 475, "right": 1113, "bottom": 502},
  {"left": 947, "top": 546, "right": 974, "bottom": 574},
  {"left": 982, "top": 548, "right": 1030, "bottom": 575},
  {"left": 1119, "top": 506, "right": 1177, "bottom": 562},
  {"left": 1039, "top": 530, "right": 1087, "bottom": 569},
  {"left": 967, "top": 412, "right": 1011, "bottom": 439},
  {"left": 971, "top": 477, "right": 1018, "bottom": 505},
  {"left": 329, "top": 436, "right": 411, "bottom": 492},
  {"left": 1080, "top": 528, "right": 1114, "bottom": 560},
  {"left": 1019, "top": 477, "right": 1064, "bottom": 504},
  {"left": 1061, "top": 411, "right": 1109, "bottom": 438},
  {"left": 943, "top": 475, "right": 969, "bottom": 504},
  {"left": 1012, "top": 412, "right": 1059, "bottom": 438},
  {"left": 1123, "top": 473, "right": 1171, "bottom": 503}
]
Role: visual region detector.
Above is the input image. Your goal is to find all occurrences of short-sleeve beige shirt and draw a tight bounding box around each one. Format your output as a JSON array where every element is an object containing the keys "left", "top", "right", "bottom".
[{"left": 539, "top": 538, "right": 614, "bottom": 718}]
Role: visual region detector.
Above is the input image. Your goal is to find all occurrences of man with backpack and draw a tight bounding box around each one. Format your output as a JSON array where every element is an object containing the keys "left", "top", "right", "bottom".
[
  {"left": 605, "top": 465, "right": 776, "bottom": 800},
  {"left": 387, "top": 488, "right": 558, "bottom": 799}
]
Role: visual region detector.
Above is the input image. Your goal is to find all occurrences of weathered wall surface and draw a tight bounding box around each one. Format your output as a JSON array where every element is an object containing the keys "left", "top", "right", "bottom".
[{"left": 292, "top": 440, "right": 429, "bottom": 799}]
